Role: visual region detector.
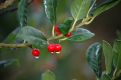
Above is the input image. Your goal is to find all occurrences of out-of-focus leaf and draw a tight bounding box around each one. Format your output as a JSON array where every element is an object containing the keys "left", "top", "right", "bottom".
[
  {"left": 93, "top": 0, "right": 121, "bottom": 17},
  {"left": 103, "top": 40, "right": 113, "bottom": 74},
  {"left": 41, "top": 70, "right": 56, "bottom": 80},
  {"left": 59, "top": 19, "right": 73, "bottom": 35},
  {"left": 3, "top": 27, "right": 22, "bottom": 43},
  {"left": 18, "top": 0, "right": 28, "bottom": 27},
  {"left": 16, "top": 26, "right": 47, "bottom": 48},
  {"left": 44, "top": 0, "right": 57, "bottom": 25},
  {"left": 101, "top": 73, "right": 111, "bottom": 80},
  {"left": 71, "top": 0, "right": 91, "bottom": 21},
  {"left": 116, "top": 31, "right": 121, "bottom": 40},
  {"left": 86, "top": 42, "right": 102, "bottom": 78},
  {"left": 113, "top": 40, "right": 121, "bottom": 77},
  {"left": 0, "top": 59, "right": 20, "bottom": 70},
  {"left": 67, "top": 28, "right": 94, "bottom": 42}
]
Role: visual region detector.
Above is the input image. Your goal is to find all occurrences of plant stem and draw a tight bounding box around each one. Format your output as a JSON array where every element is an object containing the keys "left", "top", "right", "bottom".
[
  {"left": 112, "top": 68, "right": 121, "bottom": 80},
  {"left": 48, "top": 34, "right": 63, "bottom": 40},
  {"left": 52, "top": 25, "right": 55, "bottom": 37},
  {"left": 86, "top": 0, "right": 96, "bottom": 18},
  {"left": 59, "top": 37, "right": 68, "bottom": 42},
  {"left": 0, "top": 43, "right": 31, "bottom": 48},
  {"left": 69, "top": 19, "right": 77, "bottom": 32},
  {"left": 76, "top": 17, "right": 95, "bottom": 28},
  {"left": 57, "top": 17, "right": 95, "bottom": 42}
]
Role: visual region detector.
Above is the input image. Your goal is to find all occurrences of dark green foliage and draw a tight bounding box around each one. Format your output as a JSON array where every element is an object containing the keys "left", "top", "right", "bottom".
[
  {"left": 86, "top": 42, "right": 102, "bottom": 78},
  {"left": 0, "top": 59, "right": 19, "bottom": 70},
  {"left": 68, "top": 28, "right": 94, "bottom": 42},
  {"left": 92, "top": 0, "right": 121, "bottom": 17},
  {"left": 101, "top": 73, "right": 111, "bottom": 80},
  {"left": 0, "top": 0, "right": 121, "bottom": 80},
  {"left": 44, "top": 0, "right": 57, "bottom": 25},
  {"left": 58, "top": 19, "right": 73, "bottom": 35},
  {"left": 18, "top": 0, "right": 28, "bottom": 27},
  {"left": 86, "top": 32, "right": 121, "bottom": 80},
  {"left": 16, "top": 26, "right": 47, "bottom": 49}
]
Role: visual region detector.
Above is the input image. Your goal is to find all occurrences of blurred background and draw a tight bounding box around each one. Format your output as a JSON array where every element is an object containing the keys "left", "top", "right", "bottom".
[{"left": 0, "top": 0, "right": 121, "bottom": 80}]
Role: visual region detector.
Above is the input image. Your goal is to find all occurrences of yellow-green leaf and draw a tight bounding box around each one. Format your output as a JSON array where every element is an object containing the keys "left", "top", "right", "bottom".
[
  {"left": 93, "top": 0, "right": 121, "bottom": 17},
  {"left": 103, "top": 40, "right": 113, "bottom": 74},
  {"left": 71, "top": 0, "right": 91, "bottom": 21}
]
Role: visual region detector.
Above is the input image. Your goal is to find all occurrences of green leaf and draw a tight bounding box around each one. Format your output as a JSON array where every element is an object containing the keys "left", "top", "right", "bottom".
[
  {"left": 16, "top": 26, "right": 47, "bottom": 48},
  {"left": 100, "top": 73, "right": 111, "bottom": 80},
  {"left": 18, "top": 0, "right": 28, "bottom": 27},
  {"left": 71, "top": 0, "right": 91, "bottom": 21},
  {"left": 93, "top": 0, "right": 121, "bottom": 17},
  {"left": 86, "top": 42, "right": 102, "bottom": 78},
  {"left": 44, "top": 0, "right": 57, "bottom": 25},
  {"left": 103, "top": 40, "right": 113, "bottom": 74},
  {"left": 0, "top": 59, "right": 20, "bottom": 70},
  {"left": 113, "top": 40, "right": 121, "bottom": 76},
  {"left": 58, "top": 19, "right": 73, "bottom": 35},
  {"left": 68, "top": 28, "right": 94, "bottom": 42},
  {"left": 41, "top": 70, "right": 56, "bottom": 80},
  {"left": 3, "top": 27, "right": 22, "bottom": 43}
]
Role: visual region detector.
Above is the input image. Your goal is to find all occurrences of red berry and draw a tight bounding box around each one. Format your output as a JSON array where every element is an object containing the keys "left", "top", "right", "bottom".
[
  {"left": 32, "top": 48, "right": 40, "bottom": 59},
  {"left": 55, "top": 44, "right": 62, "bottom": 53},
  {"left": 65, "top": 32, "right": 72, "bottom": 37},
  {"left": 54, "top": 25, "right": 62, "bottom": 36},
  {"left": 48, "top": 44, "right": 55, "bottom": 54}
]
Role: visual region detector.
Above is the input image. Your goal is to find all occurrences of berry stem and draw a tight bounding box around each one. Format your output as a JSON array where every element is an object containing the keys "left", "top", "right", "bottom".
[
  {"left": 52, "top": 25, "right": 55, "bottom": 37},
  {"left": 56, "top": 17, "right": 95, "bottom": 42},
  {"left": 76, "top": 17, "right": 95, "bottom": 28},
  {"left": 59, "top": 37, "right": 68, "bottom": 43},
  {"left": 69, "top": 19, "right": 77, "bottom": 32},
  {"left": 48, "top": 34, "right": 63, "bottom": 40}
]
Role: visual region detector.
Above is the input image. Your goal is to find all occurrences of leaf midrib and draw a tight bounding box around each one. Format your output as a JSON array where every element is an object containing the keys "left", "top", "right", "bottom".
[{"left": 74, "top": 1, "right": 83, "bottom": 21}]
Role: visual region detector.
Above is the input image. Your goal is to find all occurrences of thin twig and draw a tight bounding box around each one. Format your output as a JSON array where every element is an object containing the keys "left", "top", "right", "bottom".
[
  {"left": 59, "top": 37, "right": 68, "bottom": 43},
  {"left": 69, "top": 19, "right": 77, "bottom": 32},
  {"left": 56, "top": 17, "right": 95, "bottom": 42},
  {"left": 76, "top": 17, "right": 95, "bottom": 28},
  {"left": 48, "top": 34, "right": 63, "bottom": 41},
  {"left": 0, "top": 43, "right": 31, "bottom": 48}
]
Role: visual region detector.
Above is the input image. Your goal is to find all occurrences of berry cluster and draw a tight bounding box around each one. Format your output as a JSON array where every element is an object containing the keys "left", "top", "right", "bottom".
[
  {"left": 54, "top": 25, "right": 72, "bottom": 37},
  {"left": 32, "top": 24, "right": 73, "bottom": 59},
  {"left": 32, "top": 44, "right": 62, "bottom": 58},
  {"left": 48, "top": 44, "right": 62, "bottom": 54}
]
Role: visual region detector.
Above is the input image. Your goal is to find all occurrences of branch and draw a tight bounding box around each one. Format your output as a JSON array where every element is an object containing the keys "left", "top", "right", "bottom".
[
  {"left": 0, "top": 0, "right": 15, "bottom": 10},
  {"left": 76, "top": 17, "right": 95, "bottom": 28},
  {"left": 0, "top": 0, "right": 33, "bottom": 16},
  {"left": 0, "top": 43, "right": 31, "bottom": 48},
  {"left": 48, "top": 34, "right": 63, "bottom": 41}
]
